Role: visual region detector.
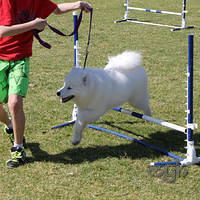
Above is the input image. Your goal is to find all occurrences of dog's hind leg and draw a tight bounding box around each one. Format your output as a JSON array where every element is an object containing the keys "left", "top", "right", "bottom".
[
  {"left": 129, "top": 96, "right": 151, "bottom": 116},
  {"left": 141, "top": 103, "right": 151, "bottom": 116}
]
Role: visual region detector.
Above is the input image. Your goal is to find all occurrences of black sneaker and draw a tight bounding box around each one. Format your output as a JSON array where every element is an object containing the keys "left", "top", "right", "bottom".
[
  {"left": 4, "top": 125, "right": 26, "bottom": 146},
  {"left": 4, "top": 125, "right": 14, "bottom": 144},
  {"left": 6, "top": 147, "right": 26, "bottom": 168}
]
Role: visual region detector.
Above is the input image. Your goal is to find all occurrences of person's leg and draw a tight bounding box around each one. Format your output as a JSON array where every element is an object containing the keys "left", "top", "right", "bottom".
[
  {"left": 8, "top": 94, "right": 25, "bottom": 145},
  {"left": 0, "top": 103, "right": 14, "bottom": 144},
  {"left": 0, "top": 61, "right": 10, "bottom": 127},
  {"left": 0, "top": 61, "right": 15, "bottom": 145},
  {"left": 0, "top": 103, "right": 10, "bottom": 127},
  {"left": 7, "top": 58, "right": 29, "bottom": 146},
  {"left": 6, "top": 59, "right": 29, "bottom": 168},
  {"left": 6, "top": 94, "right": 26, "bottom": 168}
]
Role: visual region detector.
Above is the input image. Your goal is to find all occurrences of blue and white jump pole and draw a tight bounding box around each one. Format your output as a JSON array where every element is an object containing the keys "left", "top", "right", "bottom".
[
  {"left": 52, "top": 12, "right": 79, "bottom": 129},
  {"left": 152, "top": 35, "right": 200, "bottom": 166},
  {"left": 180, "top": 35, "right": 200, "bottom": 166},
  {"left": 115, "top": 0, "right": 194, "bottom": 31},
  {"left": 72, "top": 11, "right": 79, "bottom": 121},
  {"left": 113, "top": 107, "right": 186, "bottom": 133},
  {"left": 73, "top": 11, "right": 79, "bottom": 68}
]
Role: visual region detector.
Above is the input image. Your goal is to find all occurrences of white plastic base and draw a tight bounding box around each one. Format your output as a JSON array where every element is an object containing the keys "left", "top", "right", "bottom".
[
  {"left": 181, "top": 157, "right": 200, "bottom": 166},
  {"left": 180, "top": 141, "right": 200, "bottom": 166}
]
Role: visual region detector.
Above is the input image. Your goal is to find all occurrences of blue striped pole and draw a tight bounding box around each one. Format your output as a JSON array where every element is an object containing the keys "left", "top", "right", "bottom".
[
  {"left": 73, "top": 11, "right": 79, "bottom": 68},
  {"left": 187, "top": 34, "right": 194, "bottom": 142},
  {"left": 125, "top": 0, "right": 128, "bottom": 19},
  {"left": 88, "top": 124, "right": 184, "bottom": 161},
  {"left": 113, "top": 107, "right": 186, "bottom": 133},
  {"left": 73, "top": 11, "right": 78, "bottom": 67},
  {"left": 182, "top": 0, "right": 187, "bottom": 27},
  {"left": 128, "top": 7, "right": 181, "bottom": 16},
  {"left": 72, "top": 12, "right": 79, "bottom": 120},
  {"left": 52, "top": 12, "right": 78, "bottom": 130},
  {"left": 51, "top": 120, "right": 75, "bottom": 130},
  {"left": 150, "top": 161, "right": 181, "bottom": 166},
  {"left": 153, "top": 35, "right": 199, "bottom": 166}
]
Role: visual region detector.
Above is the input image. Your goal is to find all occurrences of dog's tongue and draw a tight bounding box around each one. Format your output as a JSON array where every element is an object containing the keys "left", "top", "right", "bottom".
[{"left": 62, "top": 95, "right": 74, "bottom": 103}]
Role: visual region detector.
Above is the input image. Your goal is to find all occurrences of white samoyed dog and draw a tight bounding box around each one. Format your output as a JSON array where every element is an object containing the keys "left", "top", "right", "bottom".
[{"left": 57, "top": 51, "right": 151, "bottom": 145}]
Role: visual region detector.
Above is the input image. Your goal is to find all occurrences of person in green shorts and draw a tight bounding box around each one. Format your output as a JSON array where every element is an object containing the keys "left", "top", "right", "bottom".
[{"left": 0, "top": 0, "right": 92, "bottom": 168}]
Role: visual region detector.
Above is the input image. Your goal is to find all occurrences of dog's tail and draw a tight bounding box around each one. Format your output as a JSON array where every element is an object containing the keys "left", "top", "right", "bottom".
[{"left": 104, "top": 51, "right": 142, "bottom": 72}]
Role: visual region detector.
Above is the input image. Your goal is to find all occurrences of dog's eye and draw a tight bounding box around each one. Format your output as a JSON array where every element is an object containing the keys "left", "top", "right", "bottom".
[{"left": 67, "top": 86, "right": 72, "bottom": 90}]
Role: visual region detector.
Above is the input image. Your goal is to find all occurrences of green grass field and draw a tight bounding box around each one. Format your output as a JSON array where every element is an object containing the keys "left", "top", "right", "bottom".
[{"left": 0, "top": 0, "right": 200, "bottom": 199}]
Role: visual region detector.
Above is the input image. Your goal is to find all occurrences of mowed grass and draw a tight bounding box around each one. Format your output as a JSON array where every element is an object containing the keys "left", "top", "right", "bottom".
[{"left": 0, "top": 0, "right": 200, "bottom": 199}]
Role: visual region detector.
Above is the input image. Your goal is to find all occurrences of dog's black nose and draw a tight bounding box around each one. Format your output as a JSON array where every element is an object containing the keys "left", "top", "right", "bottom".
[{"left": 57, "top": 91, "right": 60, "bottom": 96}]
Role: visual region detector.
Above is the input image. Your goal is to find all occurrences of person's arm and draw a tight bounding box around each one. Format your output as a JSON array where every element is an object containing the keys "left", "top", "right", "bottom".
[
  {"left": 0, "top": 1, "right": 92, "bottom": 37},
  {"left": 0, "top": 18, "right": 47, "bottom": 37},
  {"left": 53, "top": 1, "right": 92, "bottom": 15}
]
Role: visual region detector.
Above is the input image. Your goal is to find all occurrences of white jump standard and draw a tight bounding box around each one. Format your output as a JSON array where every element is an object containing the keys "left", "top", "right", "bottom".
[
  {"left": 113, "top": 35, "right": 199, "bottom": 166},
  {"left": 52, "top": 12, "right": 79, "bottom": 127},
  {"left": 115, "top": 0, "right": 194, "bottom": 31}
]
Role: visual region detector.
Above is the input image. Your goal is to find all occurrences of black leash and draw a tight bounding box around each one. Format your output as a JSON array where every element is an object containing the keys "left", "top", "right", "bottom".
[
  {"left": 33, "top": 8, "right": 92, "bottom": 68},
  {"left": 83, "top": 8, "right": 92, "bottom": 68}
]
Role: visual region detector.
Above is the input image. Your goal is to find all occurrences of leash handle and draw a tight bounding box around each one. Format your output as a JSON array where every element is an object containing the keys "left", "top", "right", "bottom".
[
  {"left": 33, "top": 9, "right": 83, "bottom": 49},
  {"left": 32, "top": 29, "right": 51, "bottom": 49},
  {"left": 33, "top": 8, "right": 93, "bottom": 69}
]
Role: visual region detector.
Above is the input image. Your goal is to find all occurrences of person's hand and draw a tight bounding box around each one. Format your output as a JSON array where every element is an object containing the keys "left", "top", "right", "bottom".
[
  {"left": 79, "top": 1, "right": 92, "bottom": 12},
  {"left": 33, "top": 18, "right": 47, "bottom": 31}
]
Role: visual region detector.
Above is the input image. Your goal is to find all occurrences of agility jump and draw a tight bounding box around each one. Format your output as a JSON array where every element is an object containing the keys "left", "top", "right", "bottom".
[
  {"left": 115, "top": 0, "right": 194, "bottom": 31},
  {"left": 89, "top": 35, "right": 199, "bottom": 166},
  {"left": 52, "top": 12, "right": 200, "bottom": 166}
]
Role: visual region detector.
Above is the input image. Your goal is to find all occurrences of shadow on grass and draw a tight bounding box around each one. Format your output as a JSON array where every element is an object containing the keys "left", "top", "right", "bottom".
[{"left": 26, "top": 120, "right": 200, "bottom": 165}]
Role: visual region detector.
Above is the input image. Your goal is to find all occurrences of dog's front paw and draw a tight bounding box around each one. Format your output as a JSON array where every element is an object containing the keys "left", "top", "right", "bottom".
[
  {"left": 71, "top": 135, "right": 82, "bottom": 145},
  {"left": 71, "top": 139, "right": 80, "bottom": 145}
]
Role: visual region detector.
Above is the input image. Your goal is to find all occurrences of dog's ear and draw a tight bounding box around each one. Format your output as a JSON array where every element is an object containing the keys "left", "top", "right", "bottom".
[{"left": 82, "top": 73, "right": 88, "bottom": 86}]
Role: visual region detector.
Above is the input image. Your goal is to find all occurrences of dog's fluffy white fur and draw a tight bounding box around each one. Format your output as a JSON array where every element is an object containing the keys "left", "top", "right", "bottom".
[{"left": 57, "top": 51, "right": 151, "bottom": 145}]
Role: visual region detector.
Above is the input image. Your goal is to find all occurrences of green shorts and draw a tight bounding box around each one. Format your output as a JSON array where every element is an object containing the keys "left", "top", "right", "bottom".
[{"left": 0, "top": 58, "right": 29, "bottom": 103}]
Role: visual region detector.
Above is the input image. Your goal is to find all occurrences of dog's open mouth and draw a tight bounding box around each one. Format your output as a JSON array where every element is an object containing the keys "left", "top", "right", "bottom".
[{"left": 62, "top": 95, "right": 75, "bottom": 103}]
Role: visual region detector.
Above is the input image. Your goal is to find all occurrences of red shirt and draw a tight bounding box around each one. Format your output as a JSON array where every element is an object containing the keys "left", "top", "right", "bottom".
[{"left": 0, "top": 0, "right": 57, "bottom": 61}]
